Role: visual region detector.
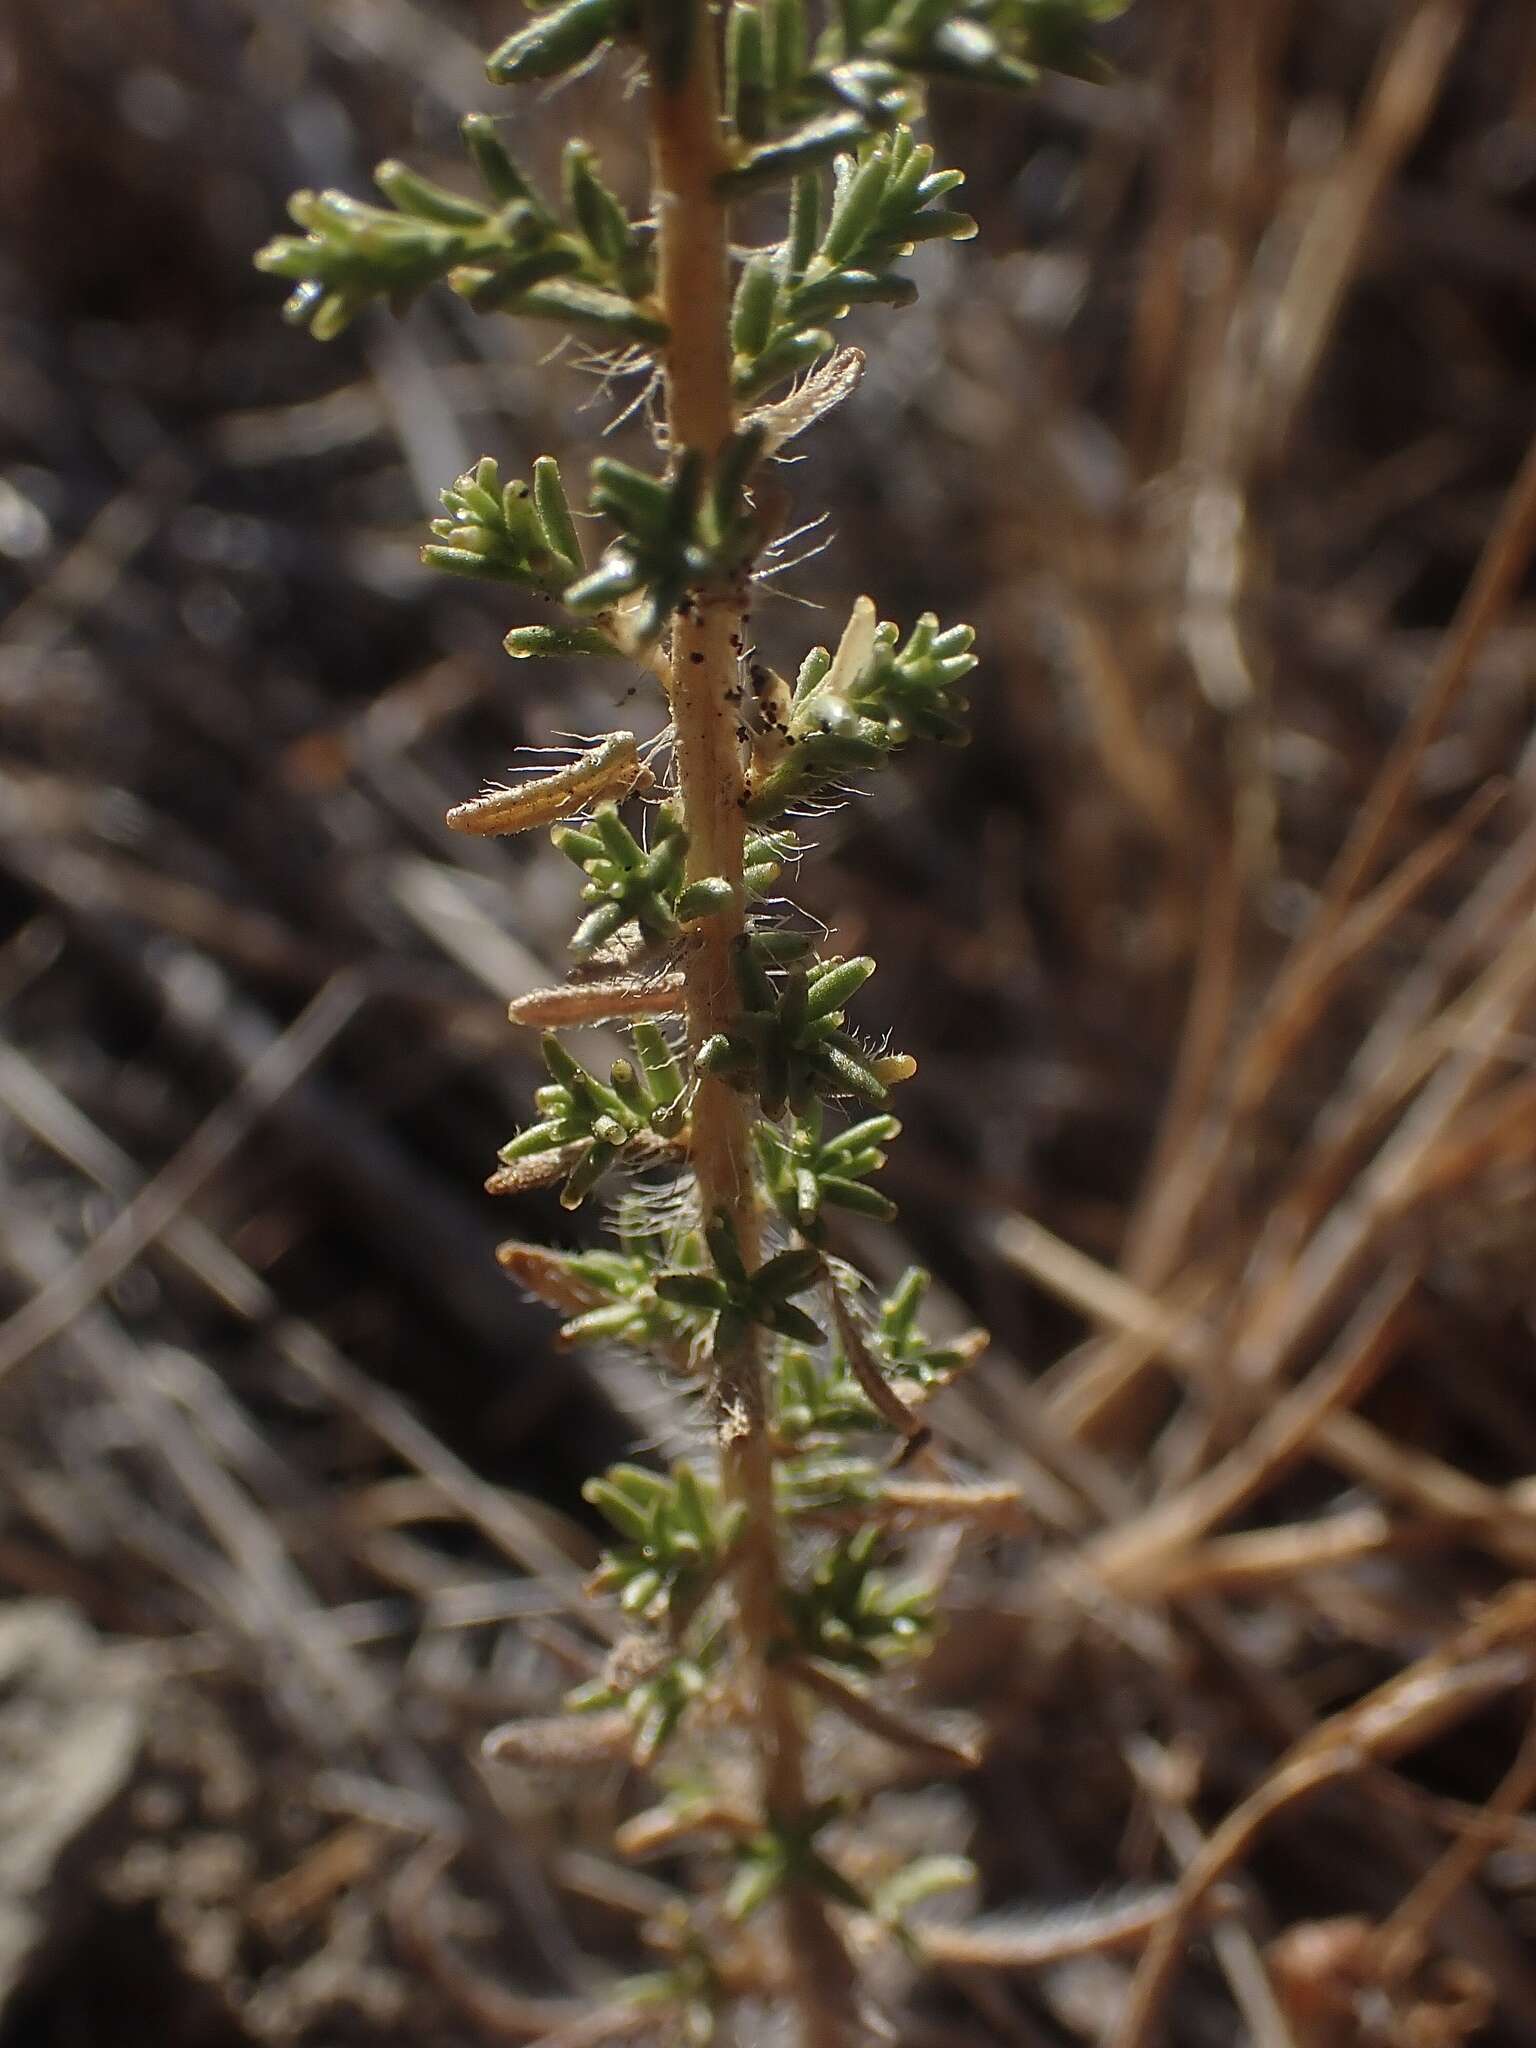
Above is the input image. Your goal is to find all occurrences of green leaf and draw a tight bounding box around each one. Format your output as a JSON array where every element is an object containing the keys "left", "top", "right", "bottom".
[
  {"left": 872, "top": 1854, "right": 976, "bottom": 1922},
  {"left": 373, "top": 160, "right": 489, "bottom": 227},
  {"left": 727, "top": 3, "right": 770, "bottom": 142},
  {"left": 532, "top": 454, "right": 585, "bottom": 574},
  {"left": 503, "top": 624, "right": 619, "bottom": 659},
  {"left": 764, "top": 1301, "right": 826, "bottom": 1345},
  {"left": 677, "top": 877, "right": 736, "bottom": 922},
  {"left": 584, "top": 1468, "right": 660, "bottom": 1542},
  {"left": 460, "top": 113, "right": 542, "bottom": 208},
  {"left": 585, "top": 1461, "right": 735, "bottom": 1623},
  {"left": 805, "top": 955, "right": 875, "bottom": 1020},
  {"left": 756, "top": 1246, "right": 823, "bottom": 1298},
  {"left": 486, "top": 0, "right": 625, "bottom": 83},
  {"left": 722, "top": 111, "right": 872, "bottom": 190},
  {"left": 732, "top": 255, "right": 781, "bottom": 358},
  {"left": 490, "top": 276, "right": 669, "bottom": 343},
  {"left": 656, "top": 1272, "right": 729, "bottom": 1312}
]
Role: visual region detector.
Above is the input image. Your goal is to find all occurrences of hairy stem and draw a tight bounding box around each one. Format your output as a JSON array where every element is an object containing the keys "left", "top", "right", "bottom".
[{"left": 644, "top": 4, "right": 856, "bottom": 2039}]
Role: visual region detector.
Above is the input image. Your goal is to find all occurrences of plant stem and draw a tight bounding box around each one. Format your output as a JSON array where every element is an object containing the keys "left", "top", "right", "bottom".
[{"left": 644, "top": 5, "right": 856, "bottom": 2039}]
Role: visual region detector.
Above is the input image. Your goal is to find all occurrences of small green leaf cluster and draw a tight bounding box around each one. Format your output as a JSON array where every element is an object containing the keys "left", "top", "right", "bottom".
[
  {"left": 256, "top": 116, "right": 663, "bottom": 344},
  {"left": 875, "top": 1263, "right": 980, "bottom": 1387},
  {"left": 774, "top": 1445, "right": 882, "bottom": 1515},
  {"left": 552, "top": 803, "right": 791, "bottom": 956},
  {"left": 699, "top": 946, "right": 912, "bottom": 1116},
  {"left": 777, "top": 1346, "right": 885, "bottom": 1441},
  {"left": 731, "top": 128, "right": 974, "bottom": 399},
  {"left": 257, "top": 117, "right": 663, "bottom": 344},
  {"left": 775, "top": 1268, "right": 965, "bottom": 1440},
  {"left": 747, "top": 599, "right": 976, "bottom": 816},
  {"left": 655, "top": 1215, "right": 825, "bottom": 1364},
  {"left": 555, "top": 804, "right": 696, "bottom": 955},
  {"left": 565, "top": 430, "right": 769, "bottom": 639},
  {"left": 725, "top": 1802, "right": 867, "bottom": 1923},
  {"left": 862, "top": 0, "right": 1126, "bottom": 89},
  {"left": 584, "top": 1461, "right": 744, "bottom": 1623},
  {"left": 546, "top": 1239, "right": 712, "bottom": 1356},
  {"left": 254, "top": 169, "right": 492, "bottom": 341},
  {"left": 424, "top": 454, "right": 584, "bottom": 591},
  {"left": 502, "top": 1201, "right": 715, "bottom": 1361},
  {"left": 719, "top": 0, "right": 1126, "bottom": 192},
  {"left": 495, "top": 1027, "right": 685, "bottom": 1206},
  {"left": 722, "top": 0, "right": 907, "bottom": 174},
  {"left": 569, "top": 1648, "right": 713, "bottom": 1766},
  {"left": 754, "top": 1105, "right": 900, "bottom": 1237},
  {"left": 782, "top": 1524, "right": 932, "bottom": 1669}
]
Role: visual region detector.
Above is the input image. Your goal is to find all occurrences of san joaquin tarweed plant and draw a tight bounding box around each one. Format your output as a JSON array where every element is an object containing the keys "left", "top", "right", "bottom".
[{"left": 259, "top": 2, "right": 1123, "bottom": 2039}]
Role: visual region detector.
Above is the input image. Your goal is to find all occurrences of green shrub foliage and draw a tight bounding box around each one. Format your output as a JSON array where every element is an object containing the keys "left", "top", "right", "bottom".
[{"left": 260, "top": 0, "right": 1123, "bottom": 2033}]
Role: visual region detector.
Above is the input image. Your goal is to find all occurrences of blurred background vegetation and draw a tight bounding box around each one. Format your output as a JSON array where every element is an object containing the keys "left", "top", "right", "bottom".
[{"left": 6, "top": 1, "right": 1536, "bottom": 2043}]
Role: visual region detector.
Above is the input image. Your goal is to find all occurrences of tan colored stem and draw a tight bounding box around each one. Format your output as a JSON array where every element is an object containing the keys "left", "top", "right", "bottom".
[{"left": 645, "top": 7, "right": 856, "bottom": 2042}]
